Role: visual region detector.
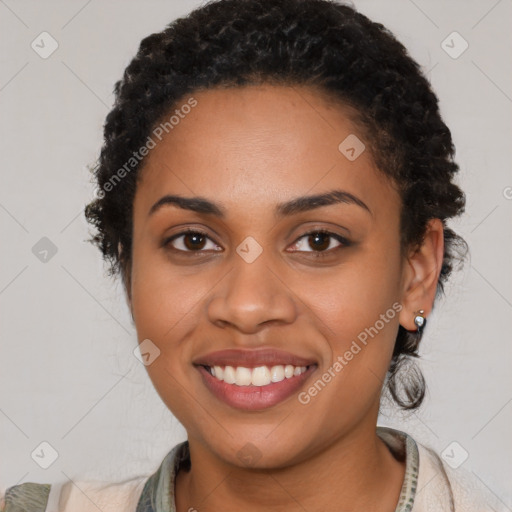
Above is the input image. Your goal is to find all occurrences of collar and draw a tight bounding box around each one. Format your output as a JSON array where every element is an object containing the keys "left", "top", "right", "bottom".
[{"left": 136, "top": 426, "right": 419, "bottom": 512}]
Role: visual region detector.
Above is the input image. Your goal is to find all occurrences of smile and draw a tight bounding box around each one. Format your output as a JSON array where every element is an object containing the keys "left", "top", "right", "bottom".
[
  {"left": 193, "top": 348, "right": 318, "bottom": 410},
  {"left": 206, "top": 364, "right": 308, "bottom": 386}
]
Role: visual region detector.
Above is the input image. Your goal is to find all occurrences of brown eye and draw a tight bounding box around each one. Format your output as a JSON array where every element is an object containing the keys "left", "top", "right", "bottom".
[
  {"left": 289, "top": 230, "right": 350, "bottom": 254},
  {"left": 183, "top": 232, "right": 207, "bottom": 250},
  {"left": 164, "top": 230, "right": 221, "bottom": 252},
  {"left": 308, "top": 232, "right": 331, "bottom": 251}
]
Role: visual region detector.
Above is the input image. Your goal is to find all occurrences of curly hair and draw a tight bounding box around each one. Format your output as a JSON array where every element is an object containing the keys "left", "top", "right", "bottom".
[{"left": 84, "top": 0, "right": 468, "bottom": 410}]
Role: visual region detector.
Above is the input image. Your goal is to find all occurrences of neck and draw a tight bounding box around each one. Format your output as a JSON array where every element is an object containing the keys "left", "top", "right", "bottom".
[{"left": 175, "top": 424, "right": 406, "bottom": 512}]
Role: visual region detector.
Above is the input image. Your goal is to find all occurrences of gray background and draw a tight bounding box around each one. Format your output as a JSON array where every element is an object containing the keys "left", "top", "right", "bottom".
[{"left": 1, "top": 0, "right": 511, "bottom": 505}]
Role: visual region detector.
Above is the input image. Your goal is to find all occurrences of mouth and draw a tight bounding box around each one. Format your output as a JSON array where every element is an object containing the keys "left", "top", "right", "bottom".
[
  {"left": 193, "top": 349, "right": 318, "bottom": 411},
  {"left": 203, "top": 363, "right": 311, "bottom": 386}
]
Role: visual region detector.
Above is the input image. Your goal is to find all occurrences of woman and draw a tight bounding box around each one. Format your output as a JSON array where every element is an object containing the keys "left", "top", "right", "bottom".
[{"left": 1, "top": 0, "right": 506, "bottom": 510}]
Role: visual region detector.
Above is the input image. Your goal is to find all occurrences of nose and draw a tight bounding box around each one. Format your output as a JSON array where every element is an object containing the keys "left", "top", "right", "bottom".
[{"left": 206, "top": 251, "right": 297, "bottom": 334}]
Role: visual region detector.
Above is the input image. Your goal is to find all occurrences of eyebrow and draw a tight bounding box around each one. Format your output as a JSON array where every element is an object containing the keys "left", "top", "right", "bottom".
[{"left": 148, "top": 189, "right": 372, "bottom": 218}]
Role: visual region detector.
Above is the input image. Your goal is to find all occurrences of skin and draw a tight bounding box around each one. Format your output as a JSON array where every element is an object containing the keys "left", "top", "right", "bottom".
[{"left": 126, "top": 84, "right": 444, "bottom": 512}]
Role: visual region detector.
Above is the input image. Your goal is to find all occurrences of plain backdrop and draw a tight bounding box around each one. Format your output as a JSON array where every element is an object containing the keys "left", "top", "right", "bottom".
[{"left": 1, "top": 0, "right": 511, "bottom": 505}]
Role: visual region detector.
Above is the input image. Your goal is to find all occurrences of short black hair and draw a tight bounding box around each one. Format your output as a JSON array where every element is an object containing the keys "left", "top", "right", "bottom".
[{"left": 84, "top": 0, "right": 468, "bottom": 411}]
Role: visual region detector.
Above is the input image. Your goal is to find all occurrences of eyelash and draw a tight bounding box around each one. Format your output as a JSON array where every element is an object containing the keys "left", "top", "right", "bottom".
[{"left": 162, "top": 228, "right": 351, "bottom": 257}]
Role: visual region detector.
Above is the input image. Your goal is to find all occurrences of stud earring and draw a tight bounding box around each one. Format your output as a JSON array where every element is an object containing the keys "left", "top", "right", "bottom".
[{"left": 413, "top": 309, "right": 426, "bottom": 334}]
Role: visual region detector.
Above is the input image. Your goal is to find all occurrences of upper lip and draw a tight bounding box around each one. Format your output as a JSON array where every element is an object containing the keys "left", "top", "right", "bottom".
[{"left": 193, "top": 348, "right": 316, "bottom": 368}]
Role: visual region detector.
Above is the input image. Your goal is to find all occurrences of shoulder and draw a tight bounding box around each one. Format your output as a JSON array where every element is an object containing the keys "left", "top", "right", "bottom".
[
  {"left": 413, "top": 438, "right": 508, "bottom": 512},
  {"left": 59, "top": 475, "right": 148, "bottom": 511},
  {"left": 1, "top": 475, "right": 148, "bottom": 512},
  {"left": 1, "top": 482, "right": 50, "bottom": 512},
  {"left": 1, "top": 441, "right": 189, "bottom": 512}
]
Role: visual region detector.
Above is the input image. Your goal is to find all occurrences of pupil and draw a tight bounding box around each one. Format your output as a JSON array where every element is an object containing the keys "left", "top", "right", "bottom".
[
  {"left": 310, "top": 233, "right": 329, "bottom": 251},
  {"left": 185, "top": 233, "right": 206, "bottom": 250}
]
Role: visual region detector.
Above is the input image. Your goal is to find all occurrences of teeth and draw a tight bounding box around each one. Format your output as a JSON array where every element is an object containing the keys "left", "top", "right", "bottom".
[
  {"left": 208, "top": 364, "right": 308, "bottom": 387},
  {"left": 213, "top": 366, "right": 223, "bottom": 380},
  {"left": 284, "top": 365, "right": 295, "bottom": 378},
  {"left": 270, "top": 365, "right": 285, "bottom": 382},
  {"left": 252, "top": 366, "right": 271, "bottom": 386},
  {"left": 223, "top": 366, "right": 236, "bottom": 384},
  {"left": 235, "top": 367, "right": 252, "bottom": 386}
]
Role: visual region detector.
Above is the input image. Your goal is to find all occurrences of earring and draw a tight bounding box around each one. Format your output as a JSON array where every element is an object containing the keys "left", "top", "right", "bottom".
[{"left": 413, "top": 309, "right": 426, "bottom": 334}]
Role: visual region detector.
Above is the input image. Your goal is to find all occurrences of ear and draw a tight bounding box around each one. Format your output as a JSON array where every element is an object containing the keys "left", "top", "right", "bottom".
[{"left": 398, "top": 218, "right": 445, "bottom": 331}]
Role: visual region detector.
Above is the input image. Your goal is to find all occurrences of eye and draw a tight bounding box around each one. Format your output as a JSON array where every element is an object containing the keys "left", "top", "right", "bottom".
[
  {"left": 163, "top": 229, "right": 221, "bottom": 252},
  {"left": 163, "top": 228, "right": 350, "bottom": 256},
  {"left": 288, "top": 229, "right": 350, "bottom": 254}
]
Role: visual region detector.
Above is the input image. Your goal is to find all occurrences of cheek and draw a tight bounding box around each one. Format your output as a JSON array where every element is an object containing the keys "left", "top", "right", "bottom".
[
  {"left": 296, "top": 270, "right": 401, "bottom": 425},
  {"left": 296, "top": 245, "right": 403, "bottom": 384},
  {"left": 130, "top": 239, "right": 201, "bottom": 337},
  {"left": 129, "top": 253, "right": 205, "bottom": 418},
  {"left": 303, "top": 255, "right": 402, "bottom": 335},
  {"left": 130, "top": 253, "right": 196, "bottom": 395}
]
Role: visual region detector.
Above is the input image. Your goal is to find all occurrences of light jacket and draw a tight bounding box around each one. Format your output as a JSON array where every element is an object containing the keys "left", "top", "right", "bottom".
[{"left": 1, "top": 426, "right": 508, "bottom": 511}]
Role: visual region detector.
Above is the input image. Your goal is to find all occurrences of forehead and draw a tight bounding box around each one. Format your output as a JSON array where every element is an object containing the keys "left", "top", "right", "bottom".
[{"left": 135, "top": 84, "right": 398, "bottom": 220}]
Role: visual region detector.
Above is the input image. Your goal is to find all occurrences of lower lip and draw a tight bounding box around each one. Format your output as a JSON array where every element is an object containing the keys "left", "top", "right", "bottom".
[{"left": 197, "top": 366, "right": 316, "bottom": 411}]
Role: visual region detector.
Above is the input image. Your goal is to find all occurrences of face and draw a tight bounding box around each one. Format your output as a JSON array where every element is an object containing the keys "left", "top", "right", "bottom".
[{"left": 129, "top": 84, "right": 410, "bottom": 468}]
